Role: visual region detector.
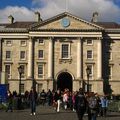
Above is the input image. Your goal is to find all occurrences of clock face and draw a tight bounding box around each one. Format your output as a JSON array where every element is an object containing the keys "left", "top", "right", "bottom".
[{"left": 61, "top": 18, "right": 70, "bottom": 27}]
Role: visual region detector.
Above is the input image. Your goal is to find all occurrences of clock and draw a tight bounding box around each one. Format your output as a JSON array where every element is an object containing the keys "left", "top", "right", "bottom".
[{"left": 61, "top": 18, "right": 70, "bottom": 27}]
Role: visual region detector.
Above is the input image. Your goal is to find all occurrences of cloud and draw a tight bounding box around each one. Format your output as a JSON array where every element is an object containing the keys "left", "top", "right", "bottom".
[
  {"left": 0, "top": 0, "right": 120, "bottom": 23},
  {"left": 0, "top": 6, "right": 35, "bottom": 23}
]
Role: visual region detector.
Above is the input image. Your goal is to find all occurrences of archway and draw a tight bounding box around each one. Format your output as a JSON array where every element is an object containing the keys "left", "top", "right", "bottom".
[{"left": 57, "top": 72, "right": 72, "bottom": 91}]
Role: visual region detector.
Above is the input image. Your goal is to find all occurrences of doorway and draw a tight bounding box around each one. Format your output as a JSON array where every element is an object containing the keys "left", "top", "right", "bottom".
[{"left": 57, "top": 72, "right": 72, "bottom": 91}]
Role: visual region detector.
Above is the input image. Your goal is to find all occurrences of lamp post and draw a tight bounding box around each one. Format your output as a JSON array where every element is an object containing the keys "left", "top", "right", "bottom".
[
  {"left": 86, "top": 66, "right": 91, "bottom": 93},
  {"left": 18, "top": 66, "right": 22, "bottom": 95}
]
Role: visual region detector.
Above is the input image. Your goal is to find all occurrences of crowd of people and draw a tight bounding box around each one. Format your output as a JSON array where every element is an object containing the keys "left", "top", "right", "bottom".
[{"left": 5, "top": 87, "right": 109, "bottom": 120}]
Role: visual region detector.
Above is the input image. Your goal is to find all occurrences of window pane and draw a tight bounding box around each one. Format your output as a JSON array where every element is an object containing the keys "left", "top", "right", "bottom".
[
  {"left": 20, "top": 51, "right": 25, "bottom": 59},
  {"left": 6, "top": 40, "right": 12, "bottom": 46},
  {"left": 5, "top": 65, "right": 10, "bottom": 78},
  {"left": 87, "top": 50, "right": 92, "bottom": 59},
  {"left": 38, "top": 50, "right": 43, "bottom": 58},
  {"left": 38, "top": 64, "right": 43, "bottom": 78},
  {"left": 6, "top": 51, "right": 11, "bottom": 59},
  {"left": 21, "top": 41, "right": 26, "bottom": 46},
  {"left": 20, "top": 65, "right": 25, "bottom": 78},
  {"left": 87, "top": 40, "right": 92, "bottom": 44},
  {"left": 62, "top": 44, "right": 69, "bottom": 58},
  {"left": 20, "top": 84, "right": 24, "bottom": 94},
  {"left": 38, "top": 39, "right": 44, "bottom": 44}
]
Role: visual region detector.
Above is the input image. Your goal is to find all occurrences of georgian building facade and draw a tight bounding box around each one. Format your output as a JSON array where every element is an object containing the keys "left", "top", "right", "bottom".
[{"left": 0, "top": 12, "right": 120, "bottom": 95}]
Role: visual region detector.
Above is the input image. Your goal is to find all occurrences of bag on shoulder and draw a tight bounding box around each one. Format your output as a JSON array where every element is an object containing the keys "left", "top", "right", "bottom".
[{"left": 88, "top": 97, "right": 98, "bottom": 109}]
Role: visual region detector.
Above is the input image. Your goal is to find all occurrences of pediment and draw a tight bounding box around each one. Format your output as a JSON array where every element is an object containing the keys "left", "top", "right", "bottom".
[{"left": 30, "top": 12, "right": 103, "bottom": 30}]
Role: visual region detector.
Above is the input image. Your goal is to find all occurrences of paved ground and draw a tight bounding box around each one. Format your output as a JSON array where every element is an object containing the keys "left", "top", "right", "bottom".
[{"left": 0, "top": 105, "right": 120, "bottom": 120}]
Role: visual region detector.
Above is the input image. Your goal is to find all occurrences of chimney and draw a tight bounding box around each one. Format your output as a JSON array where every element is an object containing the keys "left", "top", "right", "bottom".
[
  {"left": 35, "top": 11, "right": 42, "bottom": 22},
  {"left": 8, "top": 15, "right": 14, "bottom": 24},
  {"left": 91, "top": 12, "right": 98, "bottom": 22}
]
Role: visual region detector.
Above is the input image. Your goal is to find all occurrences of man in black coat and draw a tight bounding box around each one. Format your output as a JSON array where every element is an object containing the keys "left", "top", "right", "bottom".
[
  {"left": 75, "top": 88, "right": 87, "bottom": 120},
  {"left": 29, "top": 87, "right": 38, "bottom": 115}
]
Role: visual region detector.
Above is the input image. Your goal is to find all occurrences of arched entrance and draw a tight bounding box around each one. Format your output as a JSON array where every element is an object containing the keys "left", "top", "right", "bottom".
[{"left": 57, "top": 72, "right": 72, "bottom": 91}]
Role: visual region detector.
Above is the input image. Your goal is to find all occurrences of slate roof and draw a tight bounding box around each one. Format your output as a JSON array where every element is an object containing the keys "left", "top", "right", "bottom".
[
  {"left": 5, "top": 21, "right": 36, "bottom": 28},
  {"left": 95, "top": 22, "right": 120, "bottom": 29}
]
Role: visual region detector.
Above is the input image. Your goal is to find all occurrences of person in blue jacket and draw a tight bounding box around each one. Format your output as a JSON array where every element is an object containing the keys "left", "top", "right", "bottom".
[{"left": 100, "top": 96, "right": 108, "bottom": 117}]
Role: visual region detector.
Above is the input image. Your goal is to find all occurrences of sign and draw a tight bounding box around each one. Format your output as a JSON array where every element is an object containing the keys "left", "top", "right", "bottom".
[{"left": 0, "top": 84, "right": 8, "bottom": 103}]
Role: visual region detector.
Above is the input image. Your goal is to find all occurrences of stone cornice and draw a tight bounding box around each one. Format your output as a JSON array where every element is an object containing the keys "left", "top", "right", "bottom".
[
  {"left": 29, "top": 29, "right": 103, "bottom": 32},
  {"left": 0, "top": 28, "right": 28, "bottom": 33}
]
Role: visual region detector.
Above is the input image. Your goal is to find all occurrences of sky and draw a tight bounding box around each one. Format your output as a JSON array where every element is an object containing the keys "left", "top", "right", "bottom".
[{"left": 0, "top": 0, "right": 120, "bottom": 23}]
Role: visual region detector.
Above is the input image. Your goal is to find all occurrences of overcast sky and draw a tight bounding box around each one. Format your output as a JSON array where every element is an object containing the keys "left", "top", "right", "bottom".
[{"left": 0, "top": 0, "right": 120, "bottom": 23}]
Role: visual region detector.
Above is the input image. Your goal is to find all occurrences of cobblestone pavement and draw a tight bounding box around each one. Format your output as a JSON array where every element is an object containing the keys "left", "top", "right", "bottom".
[{"left": 0, "top": 105, "right": 120, "bottom": 120}]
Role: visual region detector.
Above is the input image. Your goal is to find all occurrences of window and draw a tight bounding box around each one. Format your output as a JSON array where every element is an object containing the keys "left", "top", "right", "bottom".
[
  {"left": 20, "top": 51, "right": 26, "bottom": 60},
  {"left": 6, "top": 51, "right": 11, "bottom": 60},
  {"left": 85, "top": 84, "right": 92, "bottom": 92},
  {"left": 37, "top": 84, "right": 43, "bottom": 93},
  {"left": 20, "top": 40, "right": 26, "bottom": 46},
  {"left": 20, "top": 65, "right": 25, "bottom": 78},
  {"left": 87, "top": 65, "right": 93, "bottom": 76},
  {"left": 38, "top": 38, "right": 44, "bottom": 44},
  {"left": 5, "top": 65, "right": 11, "bottom": 79},
  {"left": 61, "top": 44, "right": 69, "bottom": 58},
  {"left": 20, "top": 84, "right": 24, "bottom": 94},
  {"left": 87, "top": 39, "right": 93, "bottom": 45},
  {"left": 87, "top": 50, "right": 93, "bottom": 59},
  {"left": 6, "top": 40, "right": 12, "bottom": 46},
  {"left": 38, "top": 64, "right": 44, "bottom": 78},
  {"left": 38, "top": 50, "right": 44, "bottom": 59}
]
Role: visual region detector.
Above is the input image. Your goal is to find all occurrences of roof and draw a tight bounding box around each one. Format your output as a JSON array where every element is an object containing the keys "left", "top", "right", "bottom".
[
  {"left": 0, "top": 23, "right": 10, "bottom": 28},
  {"left": 95, "top": 22, "right": 120, "bottom": 29},
  {"left": 5, "top": 21, "right": 36, "bottom": 28}
]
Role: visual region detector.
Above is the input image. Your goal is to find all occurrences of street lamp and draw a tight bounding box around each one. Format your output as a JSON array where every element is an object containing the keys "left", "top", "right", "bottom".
[
  {"left": 86, "top": 66, "right": 91, "bottom": 93},
  {"left": 18, "top": 66, "right": 23, "bottom": 95}
]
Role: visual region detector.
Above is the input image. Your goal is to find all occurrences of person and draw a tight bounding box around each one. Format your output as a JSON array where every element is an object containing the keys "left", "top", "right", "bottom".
[
  {"left": 46, "top": 89, "right": 53, "bottom": 106},
  {"left": 29, "top": 87, "right": 38, "bottom": 115},
  {"left": 87, "top": 92, "right": 99, "bottom": 120},
  {"left": 40, "top": 89, "right": 46, "bottom": 106},
  {"left": 75, "top": 88, "right": 87, "bottom": 120},
  {"left": 6, "top": 90, "right": 13, "bottom": 112},
  {"left": 54, "top": 89, "right": 61, "bottom": 112},
  {"left": 63, "top": 90, "right": 68, "bottom": 110},
  {"left": 100, "top": 95, "right": 108, "bottom": 117}
]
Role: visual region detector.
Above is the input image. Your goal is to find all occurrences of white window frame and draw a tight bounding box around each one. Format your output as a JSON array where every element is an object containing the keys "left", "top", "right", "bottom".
[
  {"left": 38, "top": 50, "right": 44, "bottom": 59},
  {"left": 87, "top": 50, "right": 93, "bottom": 59},
  {"left": 20, "top": 51, "right": 26, "bottom": 60},
  {"left": 5, "top": 64, "right": 11, "bottom": 79},
  {"left": 86, "top": 39, "right": 93, "bottom": 45},
  {"left": 61, "top": 43, "right": 70, "bottom": 59},
  {"left": 38, "top": 64, "right": 44, "bottom": 79}
]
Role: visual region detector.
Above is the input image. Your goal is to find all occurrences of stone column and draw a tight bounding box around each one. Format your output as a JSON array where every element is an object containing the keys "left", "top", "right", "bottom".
[
  {"left": 77, "top": 38, "right": 82, "bottom": 79},
  {"left": 97, "top": 38, "right": 102, "bottom": 79},
  {"left": 27, "top": 37, "right": 33, "bottom": 78},
  {"left": 48, "top": 38, "right": 53, "bottom": 78}
]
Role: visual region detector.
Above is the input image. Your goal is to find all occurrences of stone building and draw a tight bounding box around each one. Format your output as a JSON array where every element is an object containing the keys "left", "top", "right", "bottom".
[{"left": 0, "top": 12, "right": 120, "bottom": 95}]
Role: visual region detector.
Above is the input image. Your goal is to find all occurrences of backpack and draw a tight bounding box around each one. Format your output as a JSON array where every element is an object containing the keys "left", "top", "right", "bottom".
[
  {"left": 88, "top": 96, "right": 98, "bottom": 109},
  {"left": 77, "top": 94, "right": 86, "bottom": 108}
]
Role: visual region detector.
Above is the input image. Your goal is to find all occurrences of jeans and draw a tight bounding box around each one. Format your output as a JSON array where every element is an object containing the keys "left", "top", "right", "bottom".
[{"left": 30, "top": 100, "right": 36, "bottom": 114}]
